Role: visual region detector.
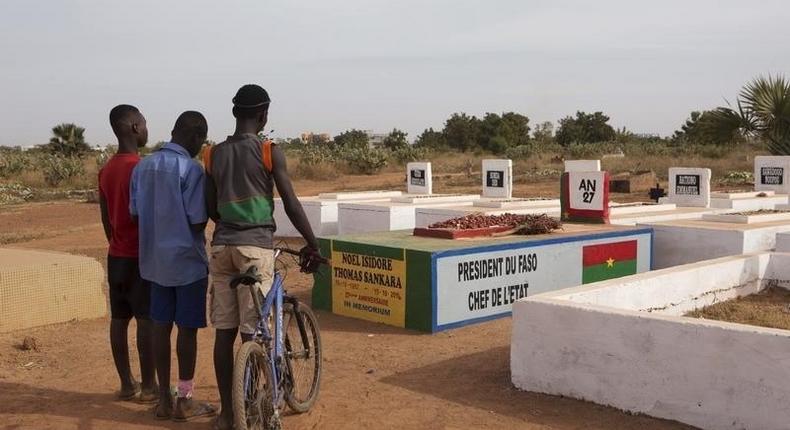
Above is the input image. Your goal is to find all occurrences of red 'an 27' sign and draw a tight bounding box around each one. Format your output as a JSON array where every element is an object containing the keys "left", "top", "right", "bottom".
[{"left": 560, "top": 171, "right": 610, "bottom": 223}]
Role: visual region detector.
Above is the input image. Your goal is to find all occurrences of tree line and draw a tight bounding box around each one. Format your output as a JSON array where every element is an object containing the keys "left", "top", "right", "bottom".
[{"left": 16, "top": 74, "right": 790, "bottom": 157}]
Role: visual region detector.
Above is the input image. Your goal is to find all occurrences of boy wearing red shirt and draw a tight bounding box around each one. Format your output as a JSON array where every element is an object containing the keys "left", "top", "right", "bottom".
[{"left": 99, "top": 104, "right": 157, "bottom": 402}]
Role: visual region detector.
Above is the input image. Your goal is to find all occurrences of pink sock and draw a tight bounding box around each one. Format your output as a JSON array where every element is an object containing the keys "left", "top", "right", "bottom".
[{"left": 177, "top": 379, "right": 194, "bottom": 399}]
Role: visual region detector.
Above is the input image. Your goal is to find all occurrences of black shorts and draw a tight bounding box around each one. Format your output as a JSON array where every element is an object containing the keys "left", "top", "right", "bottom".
[{"left": 107, "top": 255, "right": 151, "bottom": 320}]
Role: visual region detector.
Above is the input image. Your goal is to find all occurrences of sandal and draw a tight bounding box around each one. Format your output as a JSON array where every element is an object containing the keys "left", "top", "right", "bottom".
[
  {"left": 115, "top": 381, "right": 141, "bottom": 401},
  {"left": 152, "top": 400, "right": 174, "bottom": 420},
  {"left": 172, "top": 397, "right": 217, "bottom": 422}
]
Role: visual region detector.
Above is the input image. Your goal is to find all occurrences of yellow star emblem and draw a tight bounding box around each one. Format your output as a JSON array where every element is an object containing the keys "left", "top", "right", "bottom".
[{"left": 606, "top": 257, "right": 615, "bottom": 268}]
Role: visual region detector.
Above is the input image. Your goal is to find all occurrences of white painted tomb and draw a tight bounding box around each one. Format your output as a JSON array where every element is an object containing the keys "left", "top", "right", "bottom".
[
  {"left": 709, "top": 189, "right": 788, "bottom": 211},
  {"left": 481, "top": 159, "right": 513, "bottom": 198},
  {"left": 407, "top": 162, "right": 432, "bottom": 194},
  {"left": 754, "top": 155, "right": 790, "bottom": 194},
  {"left": 334, "top": 163, "right": 481, "bottom": 234},
  {"left": 642, "top": 213, "right": 790, "bottom": 269},
  {"left": 274, "top": 191, "right": 402, "bottom": 237},
  {"left": 337, "top": 199, "right": 479, "bottom": 234},
  {"left": 472, "top": 197, "right": 559, "bottom": 209},
  {"left": 661, "top": 167, "right": 711, "bottom": 207},
  {"left": 776, "top": 232, "right": 790, "bottom": 252},
  {"left": 563, "top": 159, "right": 601, "bottom": 172},
  {"left": 512, "top": 252, "right": 790, "bottom": 430}
]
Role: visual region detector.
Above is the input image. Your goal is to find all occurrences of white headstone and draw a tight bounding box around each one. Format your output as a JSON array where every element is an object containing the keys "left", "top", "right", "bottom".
[
  {"left": 568, "top": 171, "right": 607, "bottom": 212},
  {"left": 666, "top": 167, "right": 711, "bottom": 208},
  {"left": 754, "top": 156, "right": 790, "bottom": 194},
  {"left": 406, "top": 162, "right": 432, "bottom": 194},
  {"left": 481, "top": 159, "right": 513, "bottom": 198},
  {"left": 564, "top": 159, "right": 601, "bottom": 172}
]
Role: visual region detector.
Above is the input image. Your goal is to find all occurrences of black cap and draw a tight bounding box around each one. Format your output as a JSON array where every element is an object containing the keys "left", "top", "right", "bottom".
[{"left": 232, "top": 84, "right": 271, "bottom": 108}]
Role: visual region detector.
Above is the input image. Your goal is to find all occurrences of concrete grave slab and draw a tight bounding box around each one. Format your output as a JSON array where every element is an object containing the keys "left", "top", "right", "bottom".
[
  {"left": 336, "top": 198, "right": 479, "bottom": 235},
  {"left": 754, "top": 155, "right": 790, "bottom": 194},
  {"left": 313, "top": 224, "right": 651, "bottom": 332},
  {"left": 709, "top": 192, "right": 788, "bottom": 211},
  {"left": 641, "top": 217, "right": 790, "bottom": 269},
  {"left": 481, "top": 159, "right": 513, "bottom": 198},
  {"left": 777, "top": 232, "right": 790, "bottom": 252},
  {"left": 0, "top": 248, "right": 106, "bottom": 332},
  {"left": 564, "top": 159, "right": 601, "bottom": 172},
  {"left": 666, "top": 167, "right": 710, "bottom": 207},
  {"left": 473, "top": 198, "right": 559, "bottom": 209},
  {"left": 511, "top": 252, "right": 790, "bottom": 430},
  {"left": 406, "top": 162, "right": 432, "bottom": 195},
  {"left": 275, "top": 192, "right": 402, "bottom": 237}
]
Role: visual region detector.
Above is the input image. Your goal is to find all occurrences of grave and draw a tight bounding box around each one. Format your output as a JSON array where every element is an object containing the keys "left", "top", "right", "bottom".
[
  {"left": 335, "top": 162, "right": 480, "bottom": 234},
  {"left": 659, "top": 167, "right": 711, "bottom": 207},
  {"left": 642, "top": 212, "right": 790, "bottom": 269},
  {"left": 564, "top": 159, "right": 601, "bottom": 172},
  {"left": 312, "top": 224, "right": 652, "bottom": 332},
  {"left": 511, "top": 252, "right": 790, "bottom": 430},
  {"left": 481, "top": 159, "right": 513, "bottom": 198},
  {"left": 754, "top": 155, "right": 790, "bottom": 194},
  {"left": 709, "top": 189, "right": 788, "bottom": 211},
  {"left": 274, "top": 191, "right": 402, "bottom": 237},
  {"left": 0, "top": 248, "right": 106, "bottom": 332},
  {"left": 777, "top": 232, "right": 790, "bottom": 252},
  {"left": 406, "top": 162, "right": 432, "bottom": 194},
  {"left": 560, "top": 171, "right": 610, "bottom": 223}
]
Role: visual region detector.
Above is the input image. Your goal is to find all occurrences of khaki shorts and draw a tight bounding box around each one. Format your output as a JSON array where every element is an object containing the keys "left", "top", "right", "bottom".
[{"left": 209, "top": 245, "right": 274, "bottom": 334}]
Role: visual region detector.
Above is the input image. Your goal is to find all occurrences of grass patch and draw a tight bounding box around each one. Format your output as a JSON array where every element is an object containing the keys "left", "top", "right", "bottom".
[{"left": 686, "top": 285, "right": 790, "bottom": 330}]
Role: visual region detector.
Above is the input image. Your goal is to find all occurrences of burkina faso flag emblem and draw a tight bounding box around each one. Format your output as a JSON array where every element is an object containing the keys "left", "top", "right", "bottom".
[{"left": 582, "top": 240, "right": 637, "bottom": 283}]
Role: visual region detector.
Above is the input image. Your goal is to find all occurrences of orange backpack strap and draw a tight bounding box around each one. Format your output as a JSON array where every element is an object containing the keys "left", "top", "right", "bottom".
[
  {"left": 202, "top": 145, "right": 213, "bottom": 175},
  {"left": 261, "top": 139, "right": 274, "bottom": 173}
]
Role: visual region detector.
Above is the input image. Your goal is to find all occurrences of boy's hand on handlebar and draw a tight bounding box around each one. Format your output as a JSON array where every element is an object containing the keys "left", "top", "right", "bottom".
[{"left": 298, "top": 246, "right": 324, "bottom": 274}]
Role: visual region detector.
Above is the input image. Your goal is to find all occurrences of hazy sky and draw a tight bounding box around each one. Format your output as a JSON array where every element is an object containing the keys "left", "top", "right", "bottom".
[{"left": 1, "top": 0, "right": 788, "bottom": 147}]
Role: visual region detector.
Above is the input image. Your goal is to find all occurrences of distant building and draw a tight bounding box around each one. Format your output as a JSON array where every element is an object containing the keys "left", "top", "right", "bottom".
[
  {"left": 363, "top": 130, "right": 389, "bottom": 148},
  {"left": 300, "top": 132, "right": 331, "bottom": 144},
  {"left": 634, "top": 133, "right": 661, "bottom": 139}
]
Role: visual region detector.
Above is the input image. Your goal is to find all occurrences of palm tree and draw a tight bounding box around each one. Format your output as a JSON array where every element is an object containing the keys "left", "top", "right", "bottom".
[
  {"left": 705, "top": 75, "right": 790, "bottom": 154},
  {"left": 45, "top": 123, "right": 90, "bottom": 156}
]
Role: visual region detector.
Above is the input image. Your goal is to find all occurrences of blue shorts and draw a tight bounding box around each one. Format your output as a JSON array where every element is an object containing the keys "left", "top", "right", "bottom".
[{"left": 150, "top": 278, "right": 208, "bottom": 328}]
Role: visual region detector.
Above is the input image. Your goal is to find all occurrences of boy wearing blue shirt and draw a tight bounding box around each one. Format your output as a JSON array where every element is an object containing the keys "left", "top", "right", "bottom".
[{"left": 130, "top": 111, "right": 215, "bottom": 422}]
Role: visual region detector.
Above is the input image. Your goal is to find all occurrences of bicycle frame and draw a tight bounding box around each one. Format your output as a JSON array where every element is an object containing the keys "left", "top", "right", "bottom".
[
  {"left": 249, "top": 267, "right": 286, "bottom": 407},
  {"left": 246, "top": 249, "right": 313, "bottom": 417}
]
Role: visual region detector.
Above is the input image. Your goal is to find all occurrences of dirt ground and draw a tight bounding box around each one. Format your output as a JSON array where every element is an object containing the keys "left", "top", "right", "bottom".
[
  {"left": 686, "top": 285, "right": 790, "bottom": 330},
  {"left": 0, "top": 193, "right": 695, "bottom": 429}
]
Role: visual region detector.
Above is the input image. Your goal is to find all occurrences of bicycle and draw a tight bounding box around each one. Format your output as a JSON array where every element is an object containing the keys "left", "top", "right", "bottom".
[{"left": 229, "top": 247, "right": 328, "bottom": 430}]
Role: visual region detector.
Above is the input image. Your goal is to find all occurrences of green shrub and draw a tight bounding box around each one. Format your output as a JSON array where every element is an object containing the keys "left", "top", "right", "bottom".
[
  {"left": 389, "top": 146, "right": 430, "bottom": 164},
  {"left": 39, "top": 154, "right": 85, "bottom": 187},
  {"left": 505, "top": 144, "right": 535, "bottom": 160},
  {"left": 566, "top": 142, "right": 617, "bottom": 158},
  {"left": 0, "top": 183, "right": 34, "bottom": 205},
  {"left": 342, "top": 147, "right": 388, "bottom": 175},
  {"left": 0, "top": 151, "right": 35, "bottom": 178},
  {"left": 720, "top": 170, "right": 753, "bottom": 185}
]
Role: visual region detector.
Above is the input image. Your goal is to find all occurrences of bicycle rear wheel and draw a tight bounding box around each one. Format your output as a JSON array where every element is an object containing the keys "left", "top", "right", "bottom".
[
  {"left": 283, "top": 302, "right": 322, "bottom": 413},
  {"left": 233, "top": 341, "right": 274, "bottom": 430}
]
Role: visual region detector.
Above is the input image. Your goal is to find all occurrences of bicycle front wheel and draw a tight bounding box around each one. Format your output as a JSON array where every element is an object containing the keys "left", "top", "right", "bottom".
[
  {"left": 283, "top": 302, "right": 322, "bottom": 413},
  {"left": 233, "top": 341, "right": 274, "bottom": 430}
]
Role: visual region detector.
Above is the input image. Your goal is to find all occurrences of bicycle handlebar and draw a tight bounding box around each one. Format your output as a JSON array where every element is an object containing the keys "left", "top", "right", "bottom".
[{"left": 275, "top": 247, "right": 330, "bottom": 265}]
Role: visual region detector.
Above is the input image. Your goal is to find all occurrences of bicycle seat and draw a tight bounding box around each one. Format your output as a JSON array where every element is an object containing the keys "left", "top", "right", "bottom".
[{"left": 229, "top": 266, "right": 263, "bottom": 289}]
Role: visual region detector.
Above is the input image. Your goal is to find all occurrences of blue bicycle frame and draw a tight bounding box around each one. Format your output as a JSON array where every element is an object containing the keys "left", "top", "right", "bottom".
[{"left": 249, "top": 269, "right": 287, "bottom": 407}]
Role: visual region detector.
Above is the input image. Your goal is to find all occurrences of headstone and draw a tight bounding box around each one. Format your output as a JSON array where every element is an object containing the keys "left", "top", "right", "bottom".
[
  {"left": 564, "top": 159, "right": 601, "bottom": 172},
  {"left": 561, "top": 171, "right": 610, "bottom": 223},
  {"left": 666, "top": 167, "right": 711, "bottom": 208},
  {"left": 754, "top": 156, "right": 790, "bottom": 194},
  {"left": 406, "top": 162, "right": 432, "bottom": 194},
  {"left": 481, "top": 159, "right": 513, "bottom": 198}
]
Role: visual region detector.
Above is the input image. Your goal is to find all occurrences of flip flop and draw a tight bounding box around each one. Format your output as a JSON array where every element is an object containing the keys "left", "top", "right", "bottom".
[
  {"left": 115, "top": 381, "right": 141, "bottom": 401},
  {"left": 138, "top": 387, "right": 160, "bottom": 405},
  {"left": 172, "top": 398, "right": 217, "bottom": 422},
  {"left": 152, "top": 401, "right": 174, "bottom": 420}
]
